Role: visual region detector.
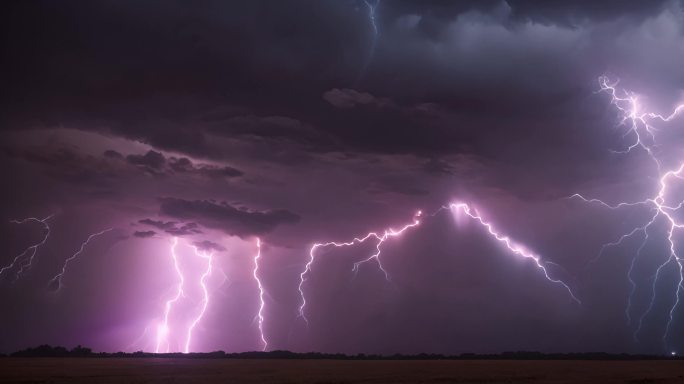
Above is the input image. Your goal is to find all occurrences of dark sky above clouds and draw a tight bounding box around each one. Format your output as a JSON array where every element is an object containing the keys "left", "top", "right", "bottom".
[{"left": 1, "top": 0, "right": 684, "bottom": 355}]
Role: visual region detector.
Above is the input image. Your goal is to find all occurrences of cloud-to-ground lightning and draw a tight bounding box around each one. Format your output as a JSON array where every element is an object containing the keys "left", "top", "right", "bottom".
[
  {"left": 184, "top": 243, "right": 214, "bottom": 354},
  {"left": 0, "top": 214, "right": 53, "bottom": 281},
  {"left": 47, "top": 228, "right": 114, "bottom": 291},
  {"left": 154, "top": 236, "right": 216, "bottom": 353},
  {"left": 298, "top": 202, "right": 580, "bottom": 324},
  {"left": 572, "top": 76, "right": 684, "bottom": 349},
  {"left": 252, "top": 238, "right": 268, "bottom": 351},
  {"left": 155, "top": 237, "right": 183, "bottom": 353}
]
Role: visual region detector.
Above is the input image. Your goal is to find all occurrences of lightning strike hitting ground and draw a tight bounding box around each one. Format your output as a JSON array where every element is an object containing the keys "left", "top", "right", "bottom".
[
  {"left": 572, "top": 76, "right": 684, "bottom": 348},
  {"left": 297, "top": 202, "right": 580, "bottom": 324},
  {"left": 252, "top": 238, "right": 268, "bottom": 351},
  {"left": 47, "top": 228, "right": 114, "bottom": 291},
  {"left": 155, "top": 237, "right": 183, "bottom": 353},
  {"left": 184, "top": 244, "right": 214, "bottom": 354},
  {"left": 155, "top": 237, "right": 216, "bottom": 353},
  {"left": 0, "top": 214, "right": 53, "bottom": 281}
]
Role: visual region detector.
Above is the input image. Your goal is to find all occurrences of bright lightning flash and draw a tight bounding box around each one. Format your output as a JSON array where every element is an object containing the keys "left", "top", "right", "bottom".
[
  {"left": 572, "top": 76, "right": 684, "bottom": 347},
  {"left": 185, "top": 243, "right": 214, "bottom": 354},
  {"left": 298, "top": 201, "right": 580, "bottom": 324},
  {"left": 155, "top": 237, "right": 183, "bottom": 353},
  {"left": 155, "top": 237, "right": 215, "bottom": 353},
  {"left": 252, "top": 238, "right": 268, "bottom": 351}
]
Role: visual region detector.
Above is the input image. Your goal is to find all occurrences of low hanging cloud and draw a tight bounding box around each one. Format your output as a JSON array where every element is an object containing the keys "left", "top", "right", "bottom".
[
  {"left": 138, "top": 219, "right": 203, "bottom": 236},
  {"left": 158, "top": 197, "right": 301, "bottom": 238},
  {"left": 192, "top": 240, "right": 227, "bottom": 252},
  {"left": 133, "top": 230, "right": 156, "bottom": 238}
]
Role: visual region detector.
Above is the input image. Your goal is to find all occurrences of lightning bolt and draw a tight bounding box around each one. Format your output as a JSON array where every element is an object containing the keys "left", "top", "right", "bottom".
[
  {"left": 1, "top": 214, "right": 53, "bottom": 281},
  {"left": 154, "top": 237, "right": 215, "bottom": 353},
  {"left": 572, "top": 76, "right": 684, "bottom": 348},
  {"left": 184, "top": 243, "right": 214, "bottom": 354},
  {"left": 364, "top": 0, "right": 379, "bottom": 37},
  {"left": 155, "top": 237, "right": 183, "bottom": 353},
  {"left": 297, "top": 202, "right": 579, "bottom": 324},
  {"left": 297, "top": 211, "right": 422, "bottom": 323},
  {"left": 47, "top": 228, "right": 114, "bottom": 291},
  {"left": 443, "top": 203, "right": 580, "bottom": 304},
  {"left": 355, "top": 0, "right": 380, "bottom": 84},
  {"left": 252, "top": 237, "right": 268, "bottom": 351}
]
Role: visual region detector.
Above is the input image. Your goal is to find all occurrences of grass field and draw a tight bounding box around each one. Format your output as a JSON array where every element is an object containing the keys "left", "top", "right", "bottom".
[{"left": 1, "top": 358, "right": 684, "bottom": 383}]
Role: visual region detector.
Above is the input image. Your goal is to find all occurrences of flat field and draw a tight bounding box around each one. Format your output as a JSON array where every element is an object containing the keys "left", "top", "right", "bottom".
[{"left": 1, "top": 358, "right": 684, "bottom": 383}]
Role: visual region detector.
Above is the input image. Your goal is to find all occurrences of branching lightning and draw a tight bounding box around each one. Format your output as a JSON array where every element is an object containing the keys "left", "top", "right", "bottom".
[
  {"left": 155, "top": 237, "right": 216, "bottom": 353},
  {"left": 297, "top": 201, "right": 580, "bottom": 324},
  {"left": 185, "top": 243, "right": 214, "bottom": 354},
  {"left": 48, "top": 228, "right": 114, "bottom": 291},
  {"left": 252, "top": 237, "right": 268, "bottom": 351},
  {"left": 572, "top": 76, "right": 684, "bottom": 348},
  {"left": 297, "top": 211, "right": 421, "bottom": 323},
  {"left": 1, "top": 214, "right": 53, "bottom": 281}
]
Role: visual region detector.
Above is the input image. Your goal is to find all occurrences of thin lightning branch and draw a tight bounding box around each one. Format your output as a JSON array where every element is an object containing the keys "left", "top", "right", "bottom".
[
  {"left": 1, "top": 214, "right": 53, "bottom": 281},
  {"left": 443, "top": 203, "right": 581, "bottom": 304},
  {"left": 297, "top": 201, "right": 580, "bottom": 325},
  {"left": 48, "top": 228, "right": 114, "bottom": 291},
  {"left": 252, "top": 238, "right": 268, "bottom": 351},
  {"left": 297, "top": 211, "right": 422, "bottom": 323},
  {"left": 184, "top": 244, "right": 214, "bottom": 354},
  {"left": 573, "top": 76, "right": 684, "bottom": 349}
]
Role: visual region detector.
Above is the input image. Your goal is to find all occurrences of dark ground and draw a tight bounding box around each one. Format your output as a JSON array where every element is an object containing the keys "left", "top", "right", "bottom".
[{"left": 1, "top": 358, "right": 684, "bottom": 383}]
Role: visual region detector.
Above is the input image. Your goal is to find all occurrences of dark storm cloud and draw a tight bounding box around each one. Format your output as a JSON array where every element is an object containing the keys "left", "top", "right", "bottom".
[
  {"left": 192, "top": 240, "right": 226, "bottom": 252},
  {"left": 322, "top": 88, "right": 394, "bottom": 109},
  {"left": 132, "top": 230, "right": 156, "bottom": 238},
  {"left": 103, "top": 150, "right": 123, "bottom": 159},
  {"left": 126, "top": 150, "right": 165, "bottom": 170},
  {"left": 2, "top": 0, "right": 679, "bottom": 178},
  {"left": 138, "top": 219, "right": 202, "bottom": 236},
  {"left": 168, "top": 157, "right": 243, "bottom": 178},
  {"left": 158, "top": 198, "right": 301, "bottom": 238}
]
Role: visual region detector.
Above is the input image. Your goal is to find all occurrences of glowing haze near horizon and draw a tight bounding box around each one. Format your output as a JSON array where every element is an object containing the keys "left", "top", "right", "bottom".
[{"left": 2, "top": 0, "right": 684, "bottom": 355}]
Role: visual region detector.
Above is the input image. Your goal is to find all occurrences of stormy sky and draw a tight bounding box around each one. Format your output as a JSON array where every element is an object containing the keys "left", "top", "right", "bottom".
[{"left": 1, "top": 0, "right": 684, "bottom": 355}]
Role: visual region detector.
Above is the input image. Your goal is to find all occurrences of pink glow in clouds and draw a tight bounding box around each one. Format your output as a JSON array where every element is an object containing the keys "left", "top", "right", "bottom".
[{"left": 155, "top": 237, "right": 215, "bottom": 353}]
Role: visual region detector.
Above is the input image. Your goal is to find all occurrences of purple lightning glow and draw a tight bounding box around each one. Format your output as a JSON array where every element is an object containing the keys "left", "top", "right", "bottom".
[
  {"left": 297, "top": 211, "right": 422, "bottom": 323},
  {"left": 572, "top": 76, "right": 684, "bottom": 348},
  {"left": 442, "top": 203, "right": 580, "bottom": 304},
  {"left": 252, "top": 238, "right": 268, "bottom": 351},
  {"left": 154, "top": 237, "right": 216, "bottom": 353},
  {"left": 48, "top": 228, "right": 114, "bottom": 291},
  {"left": 185, "top": 243, "right": 214, "bottom": 354},
  {"left": 155, "top": 237, "right": 183, "bottom": 353},
  {"left": 0, "top": 214, "right": 53, "bottom": 281},
  {"left": 297, "top": 202, "right": 580, "bottom": 324}
]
